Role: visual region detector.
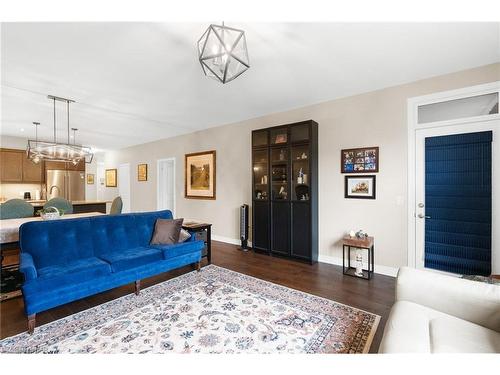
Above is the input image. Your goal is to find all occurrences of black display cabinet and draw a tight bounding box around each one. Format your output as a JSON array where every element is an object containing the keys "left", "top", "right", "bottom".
[{"left": 251, "top": 120, "right": 318, "bottom": 263}]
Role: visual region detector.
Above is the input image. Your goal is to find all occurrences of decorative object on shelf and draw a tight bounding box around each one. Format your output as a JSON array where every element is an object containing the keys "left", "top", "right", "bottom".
[
  {"left": 105, "top": 169, "right": 117, "bottom": 187},
  {"left": 197, "top": 22, "right": 250, "bottom": 84},
  {"left": 349, "top": 230, "right": 356, "bottom": 238},
  {"left": 137, "top": 163, "right": 148, "bottom": 182},
  {"left": 345, "top": 175, "right": 376, "bottom": 199},
  {"left": 39, "top": 206, "right": 62, "bottom": 220},
  {"left": 274, "top": 133, "right": 287, "bottom": 144},
  {"left": 185, "top": 150, "right": 216, "bottom": 200},
  {"left": 355, "top": 251, "right": 364, "bottom": 277},
  {"left": 86, "top": 174, "right": 95, "bottom": 184},
  {"left": 26, "top": 95, "right": 93, "bottom": 165},
  {"left": 341, "top": 146, "right": 379, "bottom": 173},
  {"left": 279, "top": 149, "right": 285, "bottom": 161},
  {"left": 295, "top": 184, "right": 309, "bottom": 201}
]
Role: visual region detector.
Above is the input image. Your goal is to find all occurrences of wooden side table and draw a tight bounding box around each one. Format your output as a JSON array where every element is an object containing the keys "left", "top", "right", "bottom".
[
  {"left": 182, "top": 222, "right": 212, "bottom": 264},
  {"left": 342, "top": 236, "right": 374, "bottom": 280}
]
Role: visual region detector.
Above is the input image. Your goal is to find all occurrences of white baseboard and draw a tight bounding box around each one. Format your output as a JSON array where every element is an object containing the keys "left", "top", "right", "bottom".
[
  {"left": 212, "top": 236, "right": 398, "bottom": 277},
  {"left": 318, "top": 254, "right": 399, "bottom": 277},
  {"left": 212, "top": 235, "right": 252, "bottom": 248}
]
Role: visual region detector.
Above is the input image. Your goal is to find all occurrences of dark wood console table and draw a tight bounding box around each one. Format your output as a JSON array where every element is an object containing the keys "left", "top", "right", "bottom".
[{"left": 182, "top": 222, "right": 212, "bottom": 264}]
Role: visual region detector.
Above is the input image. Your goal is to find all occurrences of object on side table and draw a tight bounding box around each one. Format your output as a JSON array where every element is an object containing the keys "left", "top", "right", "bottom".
[{"left": 342, "top": 235, "right": 374, "bottom": 280}]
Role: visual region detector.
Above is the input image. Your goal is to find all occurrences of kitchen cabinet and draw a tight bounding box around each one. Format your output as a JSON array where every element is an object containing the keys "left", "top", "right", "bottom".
[
  {"left": 22, "top": 156, "right": 44, "bottom": 182},
  {"left": 0, "top": 150, "right": 23, "bottom": 182},
  {"left": 1, "top": 148, "right": 44, "bottom": 183},
  {"left": 46, "top": 160, "right": 85, "bottom": 171}
]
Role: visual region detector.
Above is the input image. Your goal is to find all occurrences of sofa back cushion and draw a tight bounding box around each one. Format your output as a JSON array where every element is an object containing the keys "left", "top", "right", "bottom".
[
  {"left": 90, "top": 214, "right": 140, "bottom": 256},
  {"left": 20, "top": 218, "right": 94, "bottom": 269}
]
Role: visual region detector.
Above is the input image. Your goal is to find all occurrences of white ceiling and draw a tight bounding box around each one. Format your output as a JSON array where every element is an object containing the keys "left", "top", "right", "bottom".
[{"left": 1, "top": 22, "right": 499, "bottom": 150}]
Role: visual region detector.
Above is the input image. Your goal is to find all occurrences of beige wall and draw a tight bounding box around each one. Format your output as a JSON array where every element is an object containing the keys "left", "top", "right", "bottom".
[{"left": 102, "top": 63, "right": 500, "bottom": 271}]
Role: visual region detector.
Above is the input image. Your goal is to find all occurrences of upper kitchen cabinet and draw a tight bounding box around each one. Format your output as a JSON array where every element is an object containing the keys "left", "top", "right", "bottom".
[
  {"left": 0, "top": 148, "right": 44, "bottom": 183},
  {"left": 0, "top": 149, "right": 23, "bottom": 182},
  {"left": 22, "top": 155, "right": 44, "bottom": 182},
  {"left": 66, "top": 159, "right": 86, "bottom": 171},
  {"left": 46, "top": 160, "right": 85, "bottom": 171}
]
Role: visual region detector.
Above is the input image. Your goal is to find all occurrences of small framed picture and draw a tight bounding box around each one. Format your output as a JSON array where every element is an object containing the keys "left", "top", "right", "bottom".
[
  {"left": 86, "top": 173, "right": 95, "bottom": 184},
  {"left": 341, "top": 146, "right": 379, "bottom": 173},
  {"left": 275, "top": 133, "right": 287, "bottom": 144},
  {"left": 137, "top": 163, "right": 148, "bottom": 182},
  {"left": 105, "top": 169, "right": 117, "bottom": 187},
  {"left": 345, "top": 175, "right": 376, "bottom": 199}
]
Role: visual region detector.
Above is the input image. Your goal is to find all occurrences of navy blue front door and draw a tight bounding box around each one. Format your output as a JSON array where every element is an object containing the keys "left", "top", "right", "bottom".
[{"left": 425, "top": 131, "right": 492, "bottom": 275}]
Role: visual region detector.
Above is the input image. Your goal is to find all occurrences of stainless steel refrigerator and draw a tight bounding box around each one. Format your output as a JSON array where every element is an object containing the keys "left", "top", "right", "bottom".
[{"left": 46, "top": 170, "right": 85, "bottom": 201}]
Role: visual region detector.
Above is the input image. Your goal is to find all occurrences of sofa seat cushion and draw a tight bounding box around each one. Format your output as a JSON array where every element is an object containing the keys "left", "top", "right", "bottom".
[
  {"left": 150, "top": 240, "right": 204, "bottom": 260},
  {"left": 98, "top": 247, "right": 163, "bottom": 273},
  {"left": 430, "top": 316, "right": 500, "bottom": 353},
  {"left": 27, "top": 257, "right": 112, "bottom": 293},
  {"left": 379, "top": 301, "right": 500, "bottom": 353}
]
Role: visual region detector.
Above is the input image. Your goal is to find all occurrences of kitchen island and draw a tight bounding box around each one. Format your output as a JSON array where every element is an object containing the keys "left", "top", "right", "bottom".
[{"left": 27, "top": 200, "right": 109, "bottom": 215}]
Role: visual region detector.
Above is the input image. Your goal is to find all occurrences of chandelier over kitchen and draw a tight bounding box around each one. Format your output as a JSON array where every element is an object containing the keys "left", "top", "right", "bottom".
[
  {"left": 197, "top": 22, "right": 250, "bottom": 84},
  {"left": 26, "top": 95, "right": 93, "bottom": 165}
]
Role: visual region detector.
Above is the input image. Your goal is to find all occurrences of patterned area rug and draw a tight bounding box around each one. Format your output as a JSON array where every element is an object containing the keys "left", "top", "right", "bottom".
[{"left": 0, "top": 265, "right": 380, "bottom": 353}]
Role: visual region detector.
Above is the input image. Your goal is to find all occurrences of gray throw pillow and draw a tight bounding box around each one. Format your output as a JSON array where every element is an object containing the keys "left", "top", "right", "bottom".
[
  {"left": 150, "top": 218, "right": 184, "bottom": 245},
  {"left": 178, "top": 228, "right": 191, "bottom": 243}
]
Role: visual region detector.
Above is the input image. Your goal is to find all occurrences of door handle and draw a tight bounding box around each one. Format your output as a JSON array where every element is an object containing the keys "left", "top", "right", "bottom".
[{"left": 417, "top": 213, "right": 431, "bottom": 219}]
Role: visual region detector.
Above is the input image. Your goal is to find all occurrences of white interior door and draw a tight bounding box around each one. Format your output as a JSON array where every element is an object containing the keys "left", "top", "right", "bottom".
[
  {"left": 157, "top": 158, "right": 175, "bottom": 215},
  {"left": 415, "top": 120, "right": 500, "bottom": 273},
  {"left": 118, "top": 163, "right": 131, "bottom": 213}
]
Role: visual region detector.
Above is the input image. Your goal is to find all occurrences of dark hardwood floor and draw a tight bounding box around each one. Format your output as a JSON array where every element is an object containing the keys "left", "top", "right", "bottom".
[{"left": 0, "top": 241, "right": 396, "bottom": 352}]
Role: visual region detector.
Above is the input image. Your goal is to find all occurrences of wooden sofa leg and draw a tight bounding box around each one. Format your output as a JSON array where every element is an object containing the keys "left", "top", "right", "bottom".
[
  {"left": 135, "top": 280, "right": 141, "bottom": 296},
  {"left": 28, "top": 314, "right": 36, "bottom": 335},
  {"left": 196, "top": 261, "right": 201, "bottom": 272}
]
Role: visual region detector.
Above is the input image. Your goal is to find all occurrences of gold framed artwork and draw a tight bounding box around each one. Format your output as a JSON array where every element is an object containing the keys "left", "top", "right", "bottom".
[
  {"left": 185, "top": 150, "right": 216, "bottom": 200},
  {"left": 86, "top": 173, "right": 95, "bottom": 184},
  {"left": 137, "top": 163, "right": 148, "bottom": 181},
  {"left": 105, "top": 169, "right": 117, "bottom": 187}
]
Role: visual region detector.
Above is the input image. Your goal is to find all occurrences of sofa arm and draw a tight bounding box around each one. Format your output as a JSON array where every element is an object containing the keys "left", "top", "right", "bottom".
[
  {"left": 396, "top": 267, "right": 500, "bottom": 332},
  {"left": 19, "top": 252, "right": 37, "bottom": 281}
]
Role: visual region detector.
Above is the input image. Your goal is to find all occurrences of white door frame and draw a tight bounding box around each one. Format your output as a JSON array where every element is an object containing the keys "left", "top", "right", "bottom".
[
  {"left": 157, "top": 158, "right": 176, "bottom": 215},
  {"left": 407, "top": 81, "right": 500, "bottom": 269}
]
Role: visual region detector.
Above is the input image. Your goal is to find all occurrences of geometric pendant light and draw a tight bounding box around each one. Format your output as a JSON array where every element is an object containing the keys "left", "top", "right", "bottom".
[
  {"left": 197, "top": 22, "right": 250, "bottom": 84},
  {"left": 26, "top": 95, "right": 93, "bottom": 165}
]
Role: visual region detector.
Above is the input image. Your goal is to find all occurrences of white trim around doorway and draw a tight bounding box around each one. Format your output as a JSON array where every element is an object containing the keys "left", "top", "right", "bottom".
[{"left": 407, "top": 81, "right": 500, "bottom": 269}]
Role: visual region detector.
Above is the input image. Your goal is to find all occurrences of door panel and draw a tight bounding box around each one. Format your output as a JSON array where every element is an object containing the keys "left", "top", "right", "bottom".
[
  {"left": 415, "top": 121, "right": 498, "bottom": 275},
  {"left": 271, "top": 202, "right": 289, "bottom": 255},
  {"left": 252, "top": 200, "right": 270, "bottom": 251},
  {"left": 291, "top": 202, "right": 310, "bottom": 258}
]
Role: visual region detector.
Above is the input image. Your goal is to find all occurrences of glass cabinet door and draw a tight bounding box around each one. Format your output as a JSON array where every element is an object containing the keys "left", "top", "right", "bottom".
[
  {"left": 271, "top": 162, "right": 288, "bottom": 200},
  {"left": 253, "top": 149, "right": 268, "bottom": 200},
  {"left": 291, "top": 144, "right": 310, "bottom": 201}
]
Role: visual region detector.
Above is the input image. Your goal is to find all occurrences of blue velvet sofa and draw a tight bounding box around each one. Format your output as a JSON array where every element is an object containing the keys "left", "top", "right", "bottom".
[{"left": 19, "top": 210, "right": 204, "bottom": 333}]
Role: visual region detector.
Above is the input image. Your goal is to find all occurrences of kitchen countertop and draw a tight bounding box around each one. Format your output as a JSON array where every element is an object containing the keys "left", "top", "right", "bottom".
[
  {"left": 0, "top": 212, "right": 105, "bottom": 244},
  {"left": 0, "top": 200, "right": 110, "bottom": 206}
]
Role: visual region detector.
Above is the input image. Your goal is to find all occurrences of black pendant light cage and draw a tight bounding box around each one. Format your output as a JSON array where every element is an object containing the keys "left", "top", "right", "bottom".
[
  {"left": 198, "top": 23, "right": 250, "bottom": 84},
  {"left": 26, "top": 95, "right": 94, "bottom": 165}
]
